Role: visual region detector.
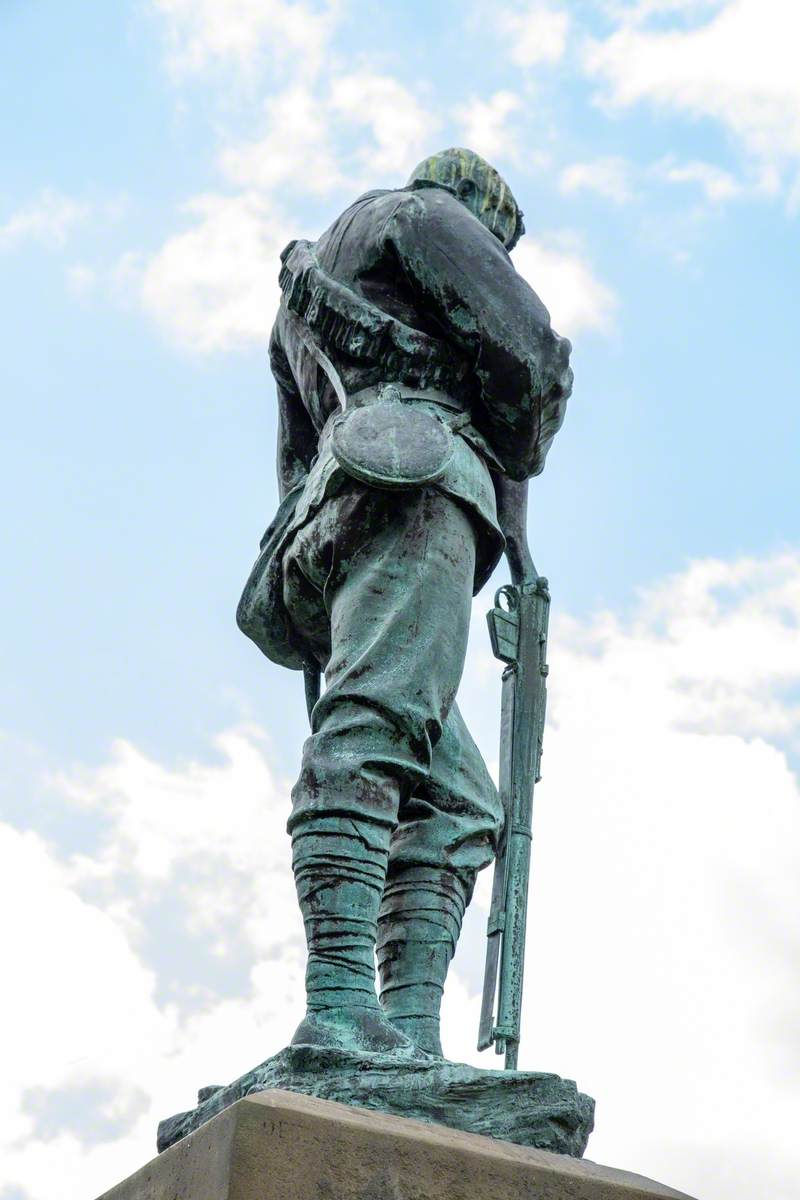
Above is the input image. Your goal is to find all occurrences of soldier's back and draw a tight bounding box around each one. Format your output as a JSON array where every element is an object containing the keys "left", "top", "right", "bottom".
[{"left": 314, "top": 186, "right": 444, "bottom": 341}]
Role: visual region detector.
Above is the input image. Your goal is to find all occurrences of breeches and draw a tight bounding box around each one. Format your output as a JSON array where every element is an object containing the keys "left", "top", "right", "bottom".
[{"left": 283, "top": 481, "right": 503, "bottom": 874}]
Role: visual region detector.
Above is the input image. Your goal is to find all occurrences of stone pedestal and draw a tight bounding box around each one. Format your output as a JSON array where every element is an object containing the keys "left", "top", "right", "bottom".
[{"left": 98, "top": 1089, "right": 697, "bottom": 1200}]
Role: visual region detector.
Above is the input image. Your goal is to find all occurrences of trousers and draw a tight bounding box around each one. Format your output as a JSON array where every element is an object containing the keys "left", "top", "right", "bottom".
[{"left": 283, "top": 480, "right": 503, "bottom": 874}]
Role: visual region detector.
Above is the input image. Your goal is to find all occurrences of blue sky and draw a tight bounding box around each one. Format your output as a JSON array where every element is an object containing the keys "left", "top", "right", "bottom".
[{"left": 1, "top": 3, "right": 799, "bottom": 1199}]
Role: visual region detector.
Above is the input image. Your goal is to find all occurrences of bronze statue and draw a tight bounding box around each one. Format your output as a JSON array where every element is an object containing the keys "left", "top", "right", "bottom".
[
  {"left": 238, "top": 146, "right": 572, "bottom": 1059},
  {"left": 159, "top": 148, "right": 592, "bottom": 1157}
]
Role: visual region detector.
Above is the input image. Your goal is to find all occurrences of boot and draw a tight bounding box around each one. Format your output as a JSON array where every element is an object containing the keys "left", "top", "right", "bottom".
[
  {"left": 291, "top": 821, "right": 422, "bottom": 1057},
  {"left": 377, "top": 864, "right": 473, "bottom": 1056}
]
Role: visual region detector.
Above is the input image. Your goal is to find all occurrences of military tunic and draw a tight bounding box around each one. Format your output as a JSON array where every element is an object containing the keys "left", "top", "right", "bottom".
[{"left": 261, "top": 180, "right": 573, "bottom": 877}]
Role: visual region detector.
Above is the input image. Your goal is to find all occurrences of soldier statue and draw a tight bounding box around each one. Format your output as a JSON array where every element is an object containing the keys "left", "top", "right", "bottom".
[{"left": 238, "top": 147, "right": 573, "bottom": 1063}]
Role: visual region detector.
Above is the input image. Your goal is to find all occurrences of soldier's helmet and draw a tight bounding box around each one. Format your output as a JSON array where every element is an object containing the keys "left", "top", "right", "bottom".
[{"left": 407, "top": 147, "right": 525, "bottom": 252}]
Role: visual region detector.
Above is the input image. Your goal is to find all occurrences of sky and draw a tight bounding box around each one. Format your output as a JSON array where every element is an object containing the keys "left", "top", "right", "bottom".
[{"left": 1, "top": 1, "right": 799, "bottom": 1197}]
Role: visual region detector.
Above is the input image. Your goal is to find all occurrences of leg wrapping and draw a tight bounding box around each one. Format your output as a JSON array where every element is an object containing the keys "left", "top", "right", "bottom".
[
  {"left": 377, "top": 864, "right": 474, "bottom": 1054},
  {"left": 293, "top": 824, "right": 391, "bottom": 1012}
]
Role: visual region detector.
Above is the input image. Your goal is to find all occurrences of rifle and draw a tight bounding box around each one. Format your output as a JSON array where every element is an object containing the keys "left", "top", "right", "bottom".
[{"left": 478, "top": 480, "right": 550, "bottom": 1069}]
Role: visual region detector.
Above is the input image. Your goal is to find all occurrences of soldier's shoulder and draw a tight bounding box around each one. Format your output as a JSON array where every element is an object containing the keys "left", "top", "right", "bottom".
[
  {"left": 400, "top": 180, "right": 462, "bottom": 216},
  {"left": 313, "top": 188, "right": 418, "bottom": 249},
  {"left": 398, "top": 182, "right": 505, "bottom": 243},
  {"left": 341, "top": 187, "right": 415, "bottom": 216},
  {"left": 360, "top": 186, "right": 429, "bottom": 218},
  {"left": 374, "top": 182, "right": 473, "bottom": 241}
]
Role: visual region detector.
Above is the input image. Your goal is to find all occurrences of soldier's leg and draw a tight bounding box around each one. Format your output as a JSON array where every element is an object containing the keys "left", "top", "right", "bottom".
[
  {"left": 283, "top": 483, "right": 478, "bottom": 1055},
  {"left": 377, "top": 703, "right": 503, "bottom": 1055}
]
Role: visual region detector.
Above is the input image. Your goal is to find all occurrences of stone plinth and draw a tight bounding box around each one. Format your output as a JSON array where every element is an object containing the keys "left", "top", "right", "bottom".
[{"left": 99, "top": 1089, "right": 697, "bottom": 1200}]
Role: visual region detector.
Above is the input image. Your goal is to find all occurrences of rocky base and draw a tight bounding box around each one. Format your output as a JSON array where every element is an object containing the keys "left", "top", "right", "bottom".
[{"left": 157, "top": 1043, "right": 594, "bottom": 1157}]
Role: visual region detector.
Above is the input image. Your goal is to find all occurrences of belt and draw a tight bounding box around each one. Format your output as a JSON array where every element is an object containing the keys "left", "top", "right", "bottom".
[{"left": 348, "top": 382, "right": 468, "bottom": 415}]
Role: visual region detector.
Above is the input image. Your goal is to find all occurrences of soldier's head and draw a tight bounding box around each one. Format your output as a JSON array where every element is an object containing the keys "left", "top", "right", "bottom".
[{"left": 407, "top": 147, "right": 525, "bottom": 251}]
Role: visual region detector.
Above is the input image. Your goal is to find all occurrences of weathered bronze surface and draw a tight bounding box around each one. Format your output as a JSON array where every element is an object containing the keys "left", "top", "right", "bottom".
[
  {"left": 479, "top": 573, "right": 551, "bottom": 1068},
  {"left": 165, "top": 147, "right": 590, "bottom": 1152},
  {"left": 158, "top": 1049, "right": 593, "bottom": 1157}
]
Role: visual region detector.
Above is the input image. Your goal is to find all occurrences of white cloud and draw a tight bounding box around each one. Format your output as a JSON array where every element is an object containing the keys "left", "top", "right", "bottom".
[
  {"left": 559, "top": 156, "right": 634, "bottom": 203},
  {"left": 136, "top": 192, "right": 293, "bottom": 352},
  {"left": 656, "top": 157, "right": 741, "bottom": 201},
  {"left": 586, "top": 1, "right": 800, "bottom": 182},
  {"left": 0, "top": 821, "right": 169, "bottom": 1200},
  {"left": 654, "top": 151, "right": 782, "bottom": 204},
  {"left": 219, "top": 84, "right": 345, "bottom": 195},
  {"left": 3, "top": 552, "right": 800, "bottom": 1198},
  {"left": 497, "top": 2, "right": 569, "bottom": 67},
  {"left": 222, "top": 71, "right": 436, "bottom": 193},
  {"left": 329, "top": 72, "right": 437, "bottom": 181},
  {"left": 453, "top": 91, "right": 523, "bottom": 163},
  {"left": 152, "top": 0, "right": 340, "bottom": 78},
  {"left": 601, "top": 0, "right": 727, "bottom": 21},
  {"left": 560, "top": 151, "right": 756, "bottom": 208},
  {"left": 62, "top": 726, "right": 304, "bottom": 960},
  {"left": 0, "top": 190, "right": 89, "bottom": 252},
  {"left": 65, "top": 263, "right": 97, "bottom": 296},
  {"left": 513, "top": 235, "right": 617, "bottom": 336},
  {"left": 0, "top": 728, "right": 305, "bottom": 1200},
  {"left": 135, "top": 64, "right": 438, "bottom": 351}
]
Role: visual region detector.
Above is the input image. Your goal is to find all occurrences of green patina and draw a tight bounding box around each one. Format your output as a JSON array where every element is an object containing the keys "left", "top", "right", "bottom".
[
  {"left": 158, "top": 1047, "right": 594, "bottom": 1157},
  {"left": 161, "top": 148, "right": 592, "bottom": 1153}
]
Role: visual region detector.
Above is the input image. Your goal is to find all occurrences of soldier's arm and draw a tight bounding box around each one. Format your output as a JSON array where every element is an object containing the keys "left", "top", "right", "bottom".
[
  {"left": 270, "top": 321, "right": 317, "bottom": 501},
  {"left": 384, "top": 189, "right": 573, "bottom": 480}
]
